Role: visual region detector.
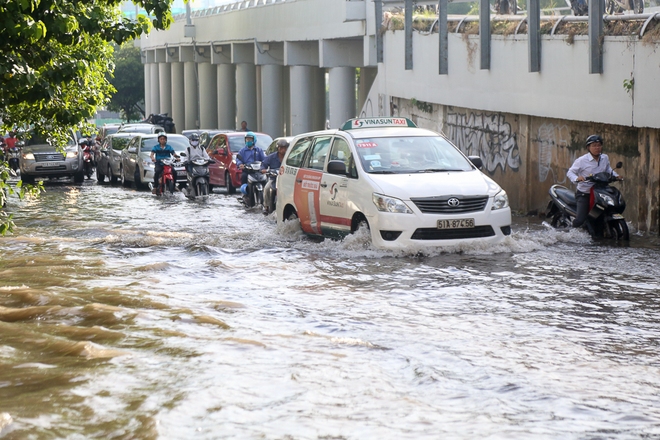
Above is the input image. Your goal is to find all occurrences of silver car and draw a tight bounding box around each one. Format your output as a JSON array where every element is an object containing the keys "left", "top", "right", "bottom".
[
  {"left": 19, "top": 133, "right": 84, "bottom": 185},
  {"left": 117, "top": 123, "right": 165, "bottom": 134},
  {"left": 96, "top": 133, "right": 136, "bottom": 184},
  {"left": 120, "top": 134, "right": 188, "bottom": 189}
]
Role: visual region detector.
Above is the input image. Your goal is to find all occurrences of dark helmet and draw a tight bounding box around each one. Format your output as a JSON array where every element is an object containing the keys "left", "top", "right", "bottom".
[
  {"left": 277, "top": 139, "right": 289, "bottom": 149},
  {"left": 189, "top": 133, "right": 200, "bottom": 147},
  {"left": 158, "top": 133, "right": 167, "bottom": 140},
  {"left": 585, "top": 134, "right": 603, "bottom": 147}
]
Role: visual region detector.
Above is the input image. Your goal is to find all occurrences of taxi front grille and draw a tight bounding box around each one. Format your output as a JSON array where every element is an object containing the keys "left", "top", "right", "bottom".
[
  {"left": 411, "top": 226, "right": 495, "bottom": 240},
  {"left": 410, "top": 196, "right": 488, "bottom": 214},
  {"left": 34, "top": 153, "right": 65, "bottom": 162}
]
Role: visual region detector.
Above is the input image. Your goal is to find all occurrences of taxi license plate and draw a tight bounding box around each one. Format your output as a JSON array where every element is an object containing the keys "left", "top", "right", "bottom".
[{"left": 437, "top": 218, "right": 475, "bottom": 229}]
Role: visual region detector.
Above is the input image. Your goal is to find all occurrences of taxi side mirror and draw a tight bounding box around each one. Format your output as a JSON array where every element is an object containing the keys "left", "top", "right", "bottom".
[
  {"left": 468, "top": 156, "right": 483, "bottom": 170},
  {"left": 327, "top": 160, "right": 347, "bottom": 175}
]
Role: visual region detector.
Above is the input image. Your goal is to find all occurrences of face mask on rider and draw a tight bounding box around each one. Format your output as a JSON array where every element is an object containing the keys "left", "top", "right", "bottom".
[
  {"left": 246, "top": 138, "right": 255, "bottom": 148},
  {"left": 191, "top": 141, "right": 199, "bottom": 147}
]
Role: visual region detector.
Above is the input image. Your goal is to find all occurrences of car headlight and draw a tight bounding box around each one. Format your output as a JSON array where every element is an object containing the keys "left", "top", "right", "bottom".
[
  {"left": 23, "top": 153, "right": 35, "bottom": 160},
  {"left": 66, "top": 151, "right": 78, "bottom": 158},
  {"left": 372, "top": 193, "right": 413, "bottom": 214},
  {"left": 492, "top": 190, "right": 509, "bottom": 210}
]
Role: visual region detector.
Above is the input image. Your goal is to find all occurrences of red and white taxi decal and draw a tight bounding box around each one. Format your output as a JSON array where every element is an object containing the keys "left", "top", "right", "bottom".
[{"left": 293, "top": 169, "right": 323, "bottom": 235}]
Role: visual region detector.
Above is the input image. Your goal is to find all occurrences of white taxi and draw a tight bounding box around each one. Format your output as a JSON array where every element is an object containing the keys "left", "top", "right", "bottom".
[{"left": 276, "top": 118, "right": 512, "bottom": 249}]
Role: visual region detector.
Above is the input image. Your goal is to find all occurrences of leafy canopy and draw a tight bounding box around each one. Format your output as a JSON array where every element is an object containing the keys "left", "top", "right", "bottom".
[
  {"left": 0, "top": 0, "right": 175, "bottom": 234},
  {"left": 107, "top": 42, "right": 145, "bottom": 122}
]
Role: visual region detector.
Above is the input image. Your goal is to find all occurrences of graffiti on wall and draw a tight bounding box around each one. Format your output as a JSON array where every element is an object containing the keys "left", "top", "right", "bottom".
[
  {"left": 535, "top": 122, "right": 570, "bottom": 183},
  {"left": 446, "top": 112, "right": 521, "bottom": 174}
]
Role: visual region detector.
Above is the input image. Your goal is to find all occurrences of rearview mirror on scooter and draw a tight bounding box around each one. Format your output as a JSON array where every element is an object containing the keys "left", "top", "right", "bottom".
[
  {"left": 180, "top": 152, "right": 187, "bottom": 157},
  {"left": 616, "top": 161, "right": 623, "bottom": 169}
]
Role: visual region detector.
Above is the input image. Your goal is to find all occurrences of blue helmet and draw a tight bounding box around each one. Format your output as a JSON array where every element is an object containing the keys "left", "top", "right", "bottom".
[{"left": 245, "top": 131, "right": 256, "bottom": 148}]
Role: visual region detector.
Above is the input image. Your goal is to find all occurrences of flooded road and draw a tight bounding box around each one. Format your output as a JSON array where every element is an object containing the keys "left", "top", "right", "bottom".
[{"left": 1, "top": 179, "right": 660, "bottom": 439}]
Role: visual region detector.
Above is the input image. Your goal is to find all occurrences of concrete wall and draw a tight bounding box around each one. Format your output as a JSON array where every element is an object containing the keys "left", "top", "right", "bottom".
[{"left": 391, "top": 98, "right": 660, "bottom": 233}]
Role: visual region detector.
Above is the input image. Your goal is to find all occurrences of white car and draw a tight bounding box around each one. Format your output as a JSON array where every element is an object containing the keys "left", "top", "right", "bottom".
[{"left": 276, "top": 117, "right": 512, "bottom": 250}]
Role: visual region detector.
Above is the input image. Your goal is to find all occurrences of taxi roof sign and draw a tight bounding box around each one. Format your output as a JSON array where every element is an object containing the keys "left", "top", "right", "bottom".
[{"left": 341, "top": 117, "right": 417, "bottom": 130}]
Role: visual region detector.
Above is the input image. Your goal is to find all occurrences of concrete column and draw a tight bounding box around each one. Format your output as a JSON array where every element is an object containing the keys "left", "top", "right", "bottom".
[
  {"left": 198, "top": 62, "right": 218, "bottom": 129},
  {"left": 290, "top": 66, "right": 313, "bottom": 135},
  {"left": 217, "top": 64, "right": 236, "bottom": 129},
  {"left": 184, "top": 61, "right": 198, "bottom": 130},
  {"left": 236, "top": 63, "right": 257, "bottom": 131},
  {"left": 144, "top": 63, "right": 152, "bottom": 117},
  {"left": 150, "top": 63, "right": 160, "bottom": 115},
  {"left": 158, "top": 62, "right": 172, "bottom": 117},
  {"left": 260, "top": 64, "right": 284, "bottom": 137},
  {"left": 328, "top": 67, "right": 355, "bottom": 129},
  {"left": 171, "top": 62, "right": 185, "bottom": 133},
  {"left": 357, "top": 67, "right": 377, "bottom": 117},
  {"left": 312, "top": 68, "right": 327, "bottom": 131}
]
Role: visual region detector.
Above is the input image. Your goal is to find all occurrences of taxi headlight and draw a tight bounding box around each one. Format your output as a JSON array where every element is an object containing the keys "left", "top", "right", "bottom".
[
  {"left": 66, "top": 151, "right": 78, "bottom": 158},
  {"left": 492, "top": 190, "right": 509, "bottom": 210},
  {"left": 23, "top": 153, "right": 35, "bottom": 160},
  {"left": 372, "top": 193, "right": 413, "bottom": 214}
]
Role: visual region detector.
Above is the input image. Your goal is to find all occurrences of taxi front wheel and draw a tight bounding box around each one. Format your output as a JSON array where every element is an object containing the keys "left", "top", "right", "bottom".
[{"left": 351, "top": 214, "right": 370, "bottom": 233}]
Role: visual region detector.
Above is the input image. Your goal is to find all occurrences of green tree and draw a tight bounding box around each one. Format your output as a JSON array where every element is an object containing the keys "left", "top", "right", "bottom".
[
  {"left": 0, "top": 0, "right": 175, "bottom": 234},
  {"left": 107, "top": 42, "right": 145, "bottom": 122}
]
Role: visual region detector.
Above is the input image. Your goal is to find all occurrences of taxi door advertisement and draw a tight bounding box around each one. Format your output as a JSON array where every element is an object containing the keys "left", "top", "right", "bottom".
[{"left": 293, "top": 169, "right": 323, "bottom": 235}]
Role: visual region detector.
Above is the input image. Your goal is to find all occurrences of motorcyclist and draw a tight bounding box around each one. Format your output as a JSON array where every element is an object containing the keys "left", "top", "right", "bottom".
[
  {"left": 184, "top": 133, "right": 211, "bottom": 174},
  {"left": 150, "top": 133, "right": 179, "bottom": 193},
  {"left": 260, "top": 139, "right": 288, "bottom": 214},
  {"left": 567, "top": 134, "right": 623, "bottom": 228},
  {"left": 236, "top": 131, "right": 266, "bottom": 189}
]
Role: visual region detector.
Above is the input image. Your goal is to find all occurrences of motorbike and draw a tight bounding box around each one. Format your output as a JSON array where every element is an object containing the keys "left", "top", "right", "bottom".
[
  {"left": 239, "top": 161, "right": 268, "bottom": 208},
  {"left": 262, "top": 169, "right": 279, "bottom": 215},
  {"left": 141, "top": 113, "right": 176, "bottom": 134},
  {"left": 546, "top": 162, "right": 629, "bottom": 240},
  {"left": 79, "top": 140, "right": 95, "bottom": 180},
  {"left": 7, "top": 146, "right": 19, "bottom": 173},
  {"left": 180, "top": 152, "right": 214, "bottom": 199},
  {"left": 149, "top": 157, "right": 178, "bottom": 196}
]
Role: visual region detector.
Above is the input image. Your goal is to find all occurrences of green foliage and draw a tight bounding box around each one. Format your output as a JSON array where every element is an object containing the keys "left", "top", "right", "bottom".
[
  {"left": 0, "top": 0, "right": 175, "bottom": 234},
  {"left": 107, "top": 42, "right": 145, "bottom": 122},
  {"left": 410, "top": 98, "right": 433, "bottom": 114},
  {"left": 0, "top": 165, "right": 44, "bottom": 235},
  {"left": 623, "top": 78, "right": 634, "bottom": 95}
]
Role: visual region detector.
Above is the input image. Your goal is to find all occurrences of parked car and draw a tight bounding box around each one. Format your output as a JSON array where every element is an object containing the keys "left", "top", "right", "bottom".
[
  {"left": 117, "top": 123, "right": 165, "bottom": 135},
  {"left": 120, "top": 134, "right": 188, "bottom": 189},
  {"left": 18, "top": 131, "right": 85, "bottom": 184},
  {"left": 96, "top": 133, "right": 136, "bottom": 184},
  {"left": 98, "top": 123, "right": 122, "bottom": 141},
  {"left": 276, "top": 117, "right": 512, "bottom": 250},
  {"left": 206, "top": 132, "right": 273, "bottom": 194}
]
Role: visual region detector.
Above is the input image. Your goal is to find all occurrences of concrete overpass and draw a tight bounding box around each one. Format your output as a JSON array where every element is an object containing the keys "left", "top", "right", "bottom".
[{"left": 139, "top": 1, "right": 660, "bottom": 233}]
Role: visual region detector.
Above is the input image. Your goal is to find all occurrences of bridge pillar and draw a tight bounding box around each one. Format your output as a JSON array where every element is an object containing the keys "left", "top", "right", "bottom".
[
  {"left": 328, "top": 67, "right": 356, "bottom": 129},
  {"left": 184, "top": 61, "right": 198, "bottom": 130},
  {"left": 260, "top": 64, "right": 284, "bottom": 137},
  {"left": 198, "top": 62, "right": 217, "bottom": 129},
  {"left": 217, "top": 64, "right": 236, "bottom": 129},
  {"left": 171, "top": 62, "right": 185, "bottom": 133},
  {"left": 143, "top": 53, "right": 151, "bottom": 116},
  {"left": 236, "top": 63, "right": 257, "bottom": 132},
  {"left": 290, "top": 66, "right": 313, "bottom": 135},
  {"left": 149, "top": 62, "right": 160, "bottom": 115},
  {"left": 158, "top": 62, "right": 172, "bottom": 117}
]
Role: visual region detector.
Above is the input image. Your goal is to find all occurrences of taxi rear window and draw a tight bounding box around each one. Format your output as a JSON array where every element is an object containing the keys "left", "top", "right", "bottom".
[{"left": 286, "top": 138, "right": 313, "bottom": 168}]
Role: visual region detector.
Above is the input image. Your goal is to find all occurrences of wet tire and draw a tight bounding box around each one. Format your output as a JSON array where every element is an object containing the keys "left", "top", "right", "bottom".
[
  {"left": 225, "top": 172, "right": 236, "bottom": 194},
  {"left": 197, "top": 182, "right": 208, "bottom": 197},
  {"left": 351, "top": 214, "right": 370, "bottom": 233},
  {"left": 21, "top": 175, "right": 36, "bottom": 185},
  {"left": 612, "top": 219, "right": 630, "bottom": 241},
  {"left": 167, "top": 179, "right": 175, "bottom": 195},
  {"left": 110, "top": 169, "right": 118, "bottom": 185},
  {"left": 97, "top": 166, "right": 106, "bottom": 183},
  {"left": 134, "top": 170, "right": 144, "bottom": 190},
  {"left": 73, "top": 171, "right": 84, "bottom": 184},
  {"left": 551, "top": 214, "right": 572, "bottom": 229},
  {"left": 121, "top": 168, "right": 131, "bottom": 187}
]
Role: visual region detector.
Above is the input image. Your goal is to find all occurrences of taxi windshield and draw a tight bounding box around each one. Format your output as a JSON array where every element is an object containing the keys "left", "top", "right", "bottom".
[{"left": 353, "top": 136, "right": 474, "bottom": 174}]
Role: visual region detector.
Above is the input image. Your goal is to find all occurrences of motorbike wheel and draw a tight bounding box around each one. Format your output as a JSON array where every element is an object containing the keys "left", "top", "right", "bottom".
[
  {"left": 167, "top": 179, "right": 175, "bottom": 194},
  {"left": 97, "top": 166, "right": 106, "bottom": 183},
  {"left": 551, "top": 213, "right": 572, "bottom": 229},
  {"left": 611, "top": 219, "right": 630, "bottom": 241},
  {"left": 225, "top": 172, "right": 236, "bottom": 194},
  {"left": 196, "top": 182, "right": 208, "bottom": 197}
]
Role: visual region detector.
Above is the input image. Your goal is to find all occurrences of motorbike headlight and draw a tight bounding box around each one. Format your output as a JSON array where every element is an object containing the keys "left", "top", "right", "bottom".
[
  {"left": 601, "top": 194, "right": 614, "bottom": 206},
  {"left": 66, "top": 151, "right": 78, "bottom": 158},
  {"left": 492, "top": 190, "right": 509, "bottom": 210},
  {"left": 23, "top": 153, "right": 35, "bottom": 160},
  {"left": 372, "top": 193, "right": 413, "bottom": 214}
]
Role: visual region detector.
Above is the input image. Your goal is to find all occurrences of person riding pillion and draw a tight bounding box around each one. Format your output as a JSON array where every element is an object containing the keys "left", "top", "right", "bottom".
[
  {"left": 185, "top": 133, "right": 210, "bottom": 174},
  {"left": 236, "top": 131, "right": 266, "bottom": 188},
  {"left": 566, "top": 134, "right": 623, "bottom": 228},
  {"left": 150, "top": 133, "right": 179, "bottom": 192},
  {"left": 261, "top": 138, "right": 288, "bottom": 179}
]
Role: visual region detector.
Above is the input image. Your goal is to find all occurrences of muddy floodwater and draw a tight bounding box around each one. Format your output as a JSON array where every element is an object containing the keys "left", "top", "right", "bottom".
[{"left": 1, "top": 179, "right": 659, "bottom": 439}]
